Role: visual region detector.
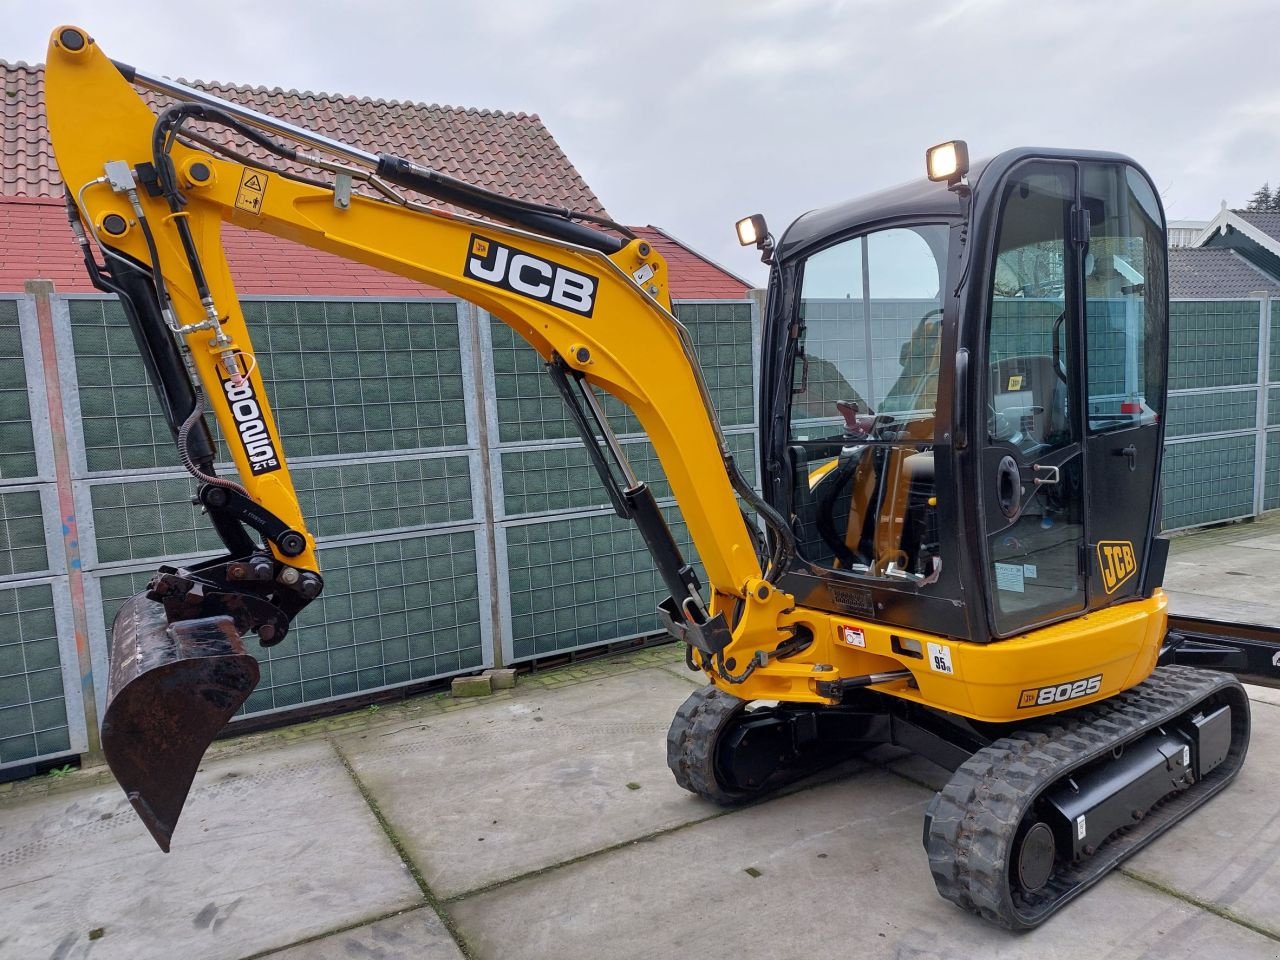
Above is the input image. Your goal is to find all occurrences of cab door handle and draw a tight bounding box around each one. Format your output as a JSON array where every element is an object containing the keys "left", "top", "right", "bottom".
[{"left": 1115, "top": 443, "right": 1137, "bottom": 471}]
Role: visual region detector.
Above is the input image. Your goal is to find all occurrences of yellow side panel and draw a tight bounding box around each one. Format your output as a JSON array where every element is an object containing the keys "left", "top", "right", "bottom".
[{"left": 716, "top": 592, "right": 1168, "bottom": 724}]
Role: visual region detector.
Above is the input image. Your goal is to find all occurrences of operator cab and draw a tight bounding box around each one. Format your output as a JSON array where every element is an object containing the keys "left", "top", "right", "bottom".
[{"left": 755, "top": 145, "right": 1169, "bottom": 644}]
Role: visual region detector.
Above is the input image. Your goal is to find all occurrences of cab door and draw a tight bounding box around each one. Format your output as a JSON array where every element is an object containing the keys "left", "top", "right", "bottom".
[
  {"left": 1079, "top": 163, "right": 1167, "bottom": 607},
  {"left": 979, "top": 161, "right": 1088, "bottom": 637}
]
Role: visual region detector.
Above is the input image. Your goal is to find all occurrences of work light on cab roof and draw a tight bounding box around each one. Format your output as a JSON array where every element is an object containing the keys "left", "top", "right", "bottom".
[
  {"left": 735, "top": 213, "right": 773, "bottom": 263},
  {"left": 926, "top": 139, "right": 969, "bottom": 185}
]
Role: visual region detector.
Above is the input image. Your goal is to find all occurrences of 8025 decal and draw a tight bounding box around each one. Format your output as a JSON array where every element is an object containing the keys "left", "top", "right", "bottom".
[{"left": 1018, "top": 674, "right": 1102, "bottom": 709}]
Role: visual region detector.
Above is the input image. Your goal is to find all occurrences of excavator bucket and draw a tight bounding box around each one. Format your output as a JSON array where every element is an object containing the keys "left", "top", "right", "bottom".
[{"left": 101, "top": 594, "right": 260, "bottom": 852}]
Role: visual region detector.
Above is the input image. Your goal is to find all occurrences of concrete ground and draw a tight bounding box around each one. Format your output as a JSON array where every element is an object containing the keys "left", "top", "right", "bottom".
[{"left": 3, "top": 516, "right": 1280, "bottom": 959}]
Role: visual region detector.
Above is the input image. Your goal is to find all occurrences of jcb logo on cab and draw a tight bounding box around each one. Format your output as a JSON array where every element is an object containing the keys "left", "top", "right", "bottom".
[{"left": 1096, "top": 540, "right": 1137, "bottom": 594}]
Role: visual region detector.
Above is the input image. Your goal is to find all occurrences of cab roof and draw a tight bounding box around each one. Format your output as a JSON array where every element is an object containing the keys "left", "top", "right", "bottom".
[
  {"left": 775, "top": 146, "right": 1152, "bottom": 264},
  {"left": 775, "top": 163, "right": 982, "bottom": 262}
]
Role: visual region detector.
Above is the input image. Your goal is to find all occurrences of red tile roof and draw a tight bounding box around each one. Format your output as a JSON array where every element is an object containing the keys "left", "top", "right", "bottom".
[
  {"left": 2, "top": 60, "right": 606, "bottom": 214},
  {"left": 1, "top": 61, "right": 751, "bottom": 300},
  {"left": 0, "top": 199, "right": 752, "bottom": 299},
  {"left": 631, "top": 227, "right": 752, "bottom": 299},
  {"left": 0, "top": 196, "right": 444, "bottom": 296}
]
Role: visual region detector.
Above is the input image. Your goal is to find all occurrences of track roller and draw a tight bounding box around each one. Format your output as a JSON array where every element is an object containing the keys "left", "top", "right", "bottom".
[
  {"left": 666, "top": 685, "right": 765, "bottom": 804},
  {"left": 667, "top": 684, "right": 870, "bottom": 804},
  {"left": 924, "top": 666, "right": 1250, "bottom": 929}
]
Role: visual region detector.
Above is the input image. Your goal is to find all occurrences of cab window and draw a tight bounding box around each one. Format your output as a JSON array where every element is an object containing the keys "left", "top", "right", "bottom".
[
  {"left": 787, "top": 224, "right": 948, "bottom": 581},
  {"left": 1081, "top": 165, "right": 1166, "bottom": 432}
]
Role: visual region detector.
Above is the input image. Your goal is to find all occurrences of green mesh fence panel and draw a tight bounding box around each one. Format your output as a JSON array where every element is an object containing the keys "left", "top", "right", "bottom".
[
  {"left": 1161, "top": 435, "right": 1256, "bottom": 530},
  {"left": 500, "top": 431, "right": 755, "bottom": 518},
  {"left": 795, "top": 299, "right": 939, "bottom": 424},
  {"left": 246, "top": 301, "right": 467, "bottom": 457},
  {"left": 491, "top": 301, "right": 755, "bottom": 443},
  {"left": 1266, "top": 432, "right": 1280, "bottom": 511},
  {"left": 68, "top": 299, "right": 196, "bottom": 473},
  {"left": 506, "top": 505, "right": 694, "bottom": 660},
  {"left": 90, "top": 455, "right": 473, "bottom": 563},
  {"left": 1085, "top": 299, "right": 1135, "bottom": 399},
  {"left": 90, "top": 476, "right": 223, "bottom": 564},
  {"left": 1268, "top": 386, "right": 1280, "bottom": 428},
  {"left": 1271, "top": 301, "right": 1280, "bottom": 385},
  {"left": 0, "top": 300, "right": 38, "bottom": 481},
  {"left": 989, "top": 299, "right": 1059, "bottom": 363},
  {"left": 501, "top": 442, "right": 648, "bottom": 517},
  {"left": 0, "top": 582, "right": 70, "bottom": 765},
  {"left": 0, "top": 490, "right": 48, "bottom": 578},
  {"left": 292, "top": 456, "right": 473, "bottom": 539},
  {"left": 793, "top": 299, "right": 862, "bottom": 426},
  {"left": 1168, "top": 301, "right": 1259, "bottom": 391},
  {"left": 673, "top": 302, "right": 756, "bottom": 427},
  {"left": 97, "top": 531, "right": 483, "bottom": 715},
  {"left": 1165, "top": 390, "right": 1259, "bottom": 440},
  {"left": 69, "top": 299, "right": 467, "bottom": 473}
]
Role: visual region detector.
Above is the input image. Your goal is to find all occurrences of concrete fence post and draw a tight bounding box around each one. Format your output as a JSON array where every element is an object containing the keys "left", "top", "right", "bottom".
[
  {"left": 1253, "top": 292, "right": 1272, "bottom": 518},
  {"left": 462, "top": 301, "right": 505, "bottom": 669},
  {"left": 26, "top": 280, "right": 102, "bottom": 763}
]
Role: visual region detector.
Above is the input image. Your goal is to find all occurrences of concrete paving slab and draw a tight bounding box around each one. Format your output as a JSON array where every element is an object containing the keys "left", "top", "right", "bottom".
[
  {"left": 0, "top": 741, "right": 421, "bottom": 960},
  {"left": 1165, "top": 541, "right": 1280, "bottom": 622},
  {"left": 450, "top": 767, "right": 1277, "bottom": 960},
  {"left": 1247, "top": 685, "right": 1280, "bottom": 708},
  {"left": 336, "top": 666, "right": 723, "bottom": 898},
  {"left": 1162, "top": 585, "right": 1280, "bottom": 632},
  {"left": 1126, "top": 702, "right": 1280, "bottom": 938},
  {"left": 1233, "top": 533, "right": 1280, "bottom": 552},
  {"left": 653, "top": 659, "right": 704, "bottom": 686},
  {"left": 265, "top": 907, "right": 462, "bottom": 959}
]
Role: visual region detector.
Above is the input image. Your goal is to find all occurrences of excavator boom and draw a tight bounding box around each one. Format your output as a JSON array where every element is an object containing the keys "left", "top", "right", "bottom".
[{"left": 45, "top": 25, "right": 794, "bottom": 847}]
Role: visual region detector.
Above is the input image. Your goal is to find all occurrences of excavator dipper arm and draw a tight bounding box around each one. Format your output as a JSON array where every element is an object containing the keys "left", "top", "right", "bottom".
[{"left": 45, "top": 25, "right": 796, "bottom": 849}]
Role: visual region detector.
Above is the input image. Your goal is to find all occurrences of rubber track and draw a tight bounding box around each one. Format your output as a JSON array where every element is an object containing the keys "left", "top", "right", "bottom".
[
  {"left": 924, "top": 665, "right": 1251, "bottom": 929},
  {"left": 666, "top": 684, "right": 754, "bottom": 804}
]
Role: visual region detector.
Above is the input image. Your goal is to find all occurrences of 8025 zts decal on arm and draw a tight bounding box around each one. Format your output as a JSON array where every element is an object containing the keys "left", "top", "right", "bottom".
[
  {"left": 219, "top": 372, "right": 281, "bottom": 475},
  {"left": 463, "top": 234, "right": 598, "bottom": 317}
]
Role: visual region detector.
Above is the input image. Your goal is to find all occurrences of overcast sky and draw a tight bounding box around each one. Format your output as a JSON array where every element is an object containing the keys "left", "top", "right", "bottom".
[{"left": 8, "top": 1, "right": 1276, "bottom": 284}]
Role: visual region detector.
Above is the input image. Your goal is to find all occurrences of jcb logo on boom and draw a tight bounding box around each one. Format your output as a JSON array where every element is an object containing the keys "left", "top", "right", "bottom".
[
  {"left": 464, "top": 235, "right": 598, "bottom": 317},
  {"left": 220, "top": 374, "right": 281, "bottom": 475},
  {"left": 1096, "top": 540, "right": 1137, "bottom": 594}
]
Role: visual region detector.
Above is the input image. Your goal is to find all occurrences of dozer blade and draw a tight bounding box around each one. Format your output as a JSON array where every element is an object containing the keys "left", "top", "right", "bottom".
[{"left": 102, "top": 593, "right": 260, "bottom": 852}]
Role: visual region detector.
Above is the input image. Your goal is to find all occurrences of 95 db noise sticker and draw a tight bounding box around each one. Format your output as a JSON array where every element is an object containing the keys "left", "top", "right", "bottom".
[{"left": 926, "top": 642, "right": 953, "bottom": 675}]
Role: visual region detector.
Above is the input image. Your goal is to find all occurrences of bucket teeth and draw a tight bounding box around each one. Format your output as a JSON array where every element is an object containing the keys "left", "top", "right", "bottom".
[{"left": 102, "top": 594, "right": 260, "bottom": 851}]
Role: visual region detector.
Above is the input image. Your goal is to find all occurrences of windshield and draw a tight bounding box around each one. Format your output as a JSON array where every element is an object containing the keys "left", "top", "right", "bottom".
[
  {"left": 787, "top": 223, "right": 949, "bottom": 581},
  {"left": 791, "top": 224, "right": 948, "bottom": 437}
]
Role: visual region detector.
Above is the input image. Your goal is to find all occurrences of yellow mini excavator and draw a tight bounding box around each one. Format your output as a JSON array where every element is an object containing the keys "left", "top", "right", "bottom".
[{"left": 42, "top": 25, "right": 1280, "bottom": 929}]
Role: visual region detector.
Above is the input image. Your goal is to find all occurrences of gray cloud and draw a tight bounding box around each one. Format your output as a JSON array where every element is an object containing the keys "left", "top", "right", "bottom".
[{"left": 8, "top": 0, "right": 1277, "bottom": 284}]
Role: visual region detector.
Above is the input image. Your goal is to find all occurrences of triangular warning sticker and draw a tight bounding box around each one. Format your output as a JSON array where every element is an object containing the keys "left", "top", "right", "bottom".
[{"left": 244, "top": 174, "right": 263, "bottom": 190}]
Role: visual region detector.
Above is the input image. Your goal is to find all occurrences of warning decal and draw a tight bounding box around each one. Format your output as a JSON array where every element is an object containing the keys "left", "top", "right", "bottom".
[
  {"left": 840, "top": 626, "right": 866, "bottom": 648},
  {"left": 236, "top": 169, "right": 267, "bottom": 213}
]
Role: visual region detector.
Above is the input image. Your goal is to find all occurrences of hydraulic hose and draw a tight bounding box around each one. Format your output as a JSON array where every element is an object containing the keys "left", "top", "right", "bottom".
[
  {"left": 724, "top": 453, "right": 796, "bottom": 584},
  {"left": 177, "top": 389, "right": 248, "bottom": 498}
]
